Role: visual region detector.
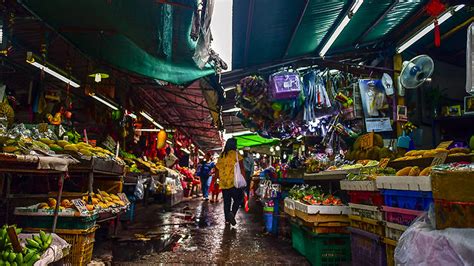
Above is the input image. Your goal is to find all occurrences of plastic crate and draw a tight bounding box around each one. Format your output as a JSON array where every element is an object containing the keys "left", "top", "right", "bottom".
[
  {"left": 293, "top": 217, "right": 349, "bottom": 235},
  {"left": 340, "top": 180, "right": 378, "bottom": 191},
  {"left": 434, "top": 199, "right": 474, "bottom": 230},
  {"left": 25, "top": 226, "right": 98, "bottom": 266},
  {"left": 382, "top": 206, "right": 423, "bottom": 226},
  {"left": 348, "top": 191, "right": 384, "bottom": 206},
  {"left": 349, "top": 227, "right": 386, "bottom": 266},
  {"left": 381, "top": 190, "right": 433, "bottom": 211},
  {"left": 385, "top": 222, "right": 407, "bottom": 241},
  {"left": 19, "top": 214, "right": 97, "bottom": 230},
  {"left": 383, "top": 238, "right": 397, "bottom": 266},
  {"left": 294, "top": 201, "right": 350, "bottom": 215},
  {"left": 349, "top": 203, "right": 383, "bottom": 221},
  {"left": 291, "top": 222, "right": 306, "bottom": 256},
  {"left": 349, "top": 215, "right": 385, "bottom": 236},
  {"left": 295, "top": 209, "right": 349, "bottom": 225},
  {"left": 376, "top": 175, "right": 432, "bottom": 191},
  {"left": 303, "top": 228, "right": 351, "bottom": 266}
]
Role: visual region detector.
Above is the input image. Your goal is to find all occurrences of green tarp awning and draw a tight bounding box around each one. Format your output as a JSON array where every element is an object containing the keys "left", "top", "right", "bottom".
[
  {"left": 23, "top": 0, "right": 214, "bottom": 84},
  {"left": 235, "top": 134, "right": 279, "bottom": 149}
]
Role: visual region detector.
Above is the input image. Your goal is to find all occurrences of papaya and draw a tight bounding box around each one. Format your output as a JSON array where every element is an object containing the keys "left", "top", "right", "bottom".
[
  {"left": 157, "top": 129, "right": 167, "bottom": 149},
  {"left": 419, "top": 167, "right": 432, "bottom": 176},
  {"left": 2, "top": 146, "right": 18, "bottom": 153},
  {"left": 396, "top": 167, "right": 412, "bottom": 176},
  {"left": 408, "top": 166, "right": 420, "bottom": 176}
]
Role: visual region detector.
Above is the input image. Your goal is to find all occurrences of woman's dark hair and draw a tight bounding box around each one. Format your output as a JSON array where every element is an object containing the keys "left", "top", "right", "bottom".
[{"left": 221, "top": 138, "right": 237, "bottom": 158}]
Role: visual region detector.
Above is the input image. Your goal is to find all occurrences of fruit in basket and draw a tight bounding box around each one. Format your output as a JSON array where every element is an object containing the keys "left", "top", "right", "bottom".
[
  {"left": 396, "top": 167, "right": 412, "bottom": 176},
  {"left": 56, "top": 140, "right": 70, "bottom": 148},
  {"left": 63, "top": 144, "right": 78, "bottom": 152},
  {"left": 60, "top": 199, "right": 72, "bottom": 208},
  {"left": 48, "top": 144, "right": 63, "bottom": 152},
  {"left": 408, "top": 166, "right": 420, "bottom": 176},
  {"left": 419, "top": 166, "right": 432, "bottom": 176},
  {"left": 47, "top": 198, "right": 57, "bottom": 208},
  {"left": 39, "top": 138, "right": 55, "bottom": 145},
  {"left": 37, "top": 203, "right": 49, "bottom": 210},
  {"left": 2, "top": 146, "right": 18, "bottom": 153}
]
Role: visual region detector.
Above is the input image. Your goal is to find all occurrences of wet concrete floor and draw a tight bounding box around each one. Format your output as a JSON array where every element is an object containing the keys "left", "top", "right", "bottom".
[{"left": 98, "top": 197, "right": 309, "bottom": 265}]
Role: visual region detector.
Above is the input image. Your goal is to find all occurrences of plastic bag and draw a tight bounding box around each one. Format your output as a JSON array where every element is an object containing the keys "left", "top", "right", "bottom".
[
  {"left": 395, "top": 209, "right": 474, "bottom": 265},
  {"left": 234, "top": 151, "right": 247, "bottom": 188},
  {"left": 134, "top": 177, "right": 146, "bottom": 200}
]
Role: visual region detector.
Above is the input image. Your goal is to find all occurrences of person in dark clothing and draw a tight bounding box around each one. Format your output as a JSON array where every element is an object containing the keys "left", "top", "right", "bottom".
[{"left": 196, "top": 153, "right": 215, "bottom": 200}]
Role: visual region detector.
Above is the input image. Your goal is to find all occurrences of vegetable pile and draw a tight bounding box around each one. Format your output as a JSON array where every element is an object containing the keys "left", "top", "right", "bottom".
[{"left": 289, "top": 185, "right": 343, "bottom": 206}]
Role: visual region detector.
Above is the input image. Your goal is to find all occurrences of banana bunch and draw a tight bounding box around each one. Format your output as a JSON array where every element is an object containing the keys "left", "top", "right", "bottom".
[
  {"left": 0, "top": 225, "right": 45, "bottom": 266},
  {"left": 87, "top": 190, "right": 126, "bottom": 210}
]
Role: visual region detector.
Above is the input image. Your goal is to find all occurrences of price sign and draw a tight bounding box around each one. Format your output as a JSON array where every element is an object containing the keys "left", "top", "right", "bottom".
[
  {"left": 71, "top": 199, "right": 89, "bottom": 216},
  {"left": 431, "top": 152, "right": 448, "bottom": 166},
  {"left": 117, "top": 193, "right": 130, "bottom": 206},
  {"left": 378, "top": 158, "right": 391, "bottom": 169},
  {"left": 360, "top": 132, "right": 374, "bottom": 150},
  {"left": 436, "top": 141, "right": 453, "bottom": 149}
]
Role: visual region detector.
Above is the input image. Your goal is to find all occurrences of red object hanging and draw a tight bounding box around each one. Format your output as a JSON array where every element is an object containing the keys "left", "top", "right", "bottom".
[{"left": 425, "top": 0, "right": 446, "bottom": 48}]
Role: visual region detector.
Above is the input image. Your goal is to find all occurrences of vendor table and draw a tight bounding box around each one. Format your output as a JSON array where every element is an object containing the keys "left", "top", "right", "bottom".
[{"left": 0, "top": 153, "right": 77, "bottom": 233}]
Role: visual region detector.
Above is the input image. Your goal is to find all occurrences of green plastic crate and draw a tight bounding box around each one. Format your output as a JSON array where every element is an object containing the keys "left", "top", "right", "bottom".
[
  {"left": 303, "top": 228, "right": 351, "bottom": 266},
  {"left": 291, "top": 222, "right": 306, "bottom": 256},
  {"left": 19, "top": 214, "right": 98, "bottom": 230}
]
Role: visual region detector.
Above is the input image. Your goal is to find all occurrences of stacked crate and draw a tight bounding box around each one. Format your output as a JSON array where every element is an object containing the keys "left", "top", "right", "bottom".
[
  {"left": 284, "top": 198, "right": 351, "bottom": 265},
  {"left": 376, "top": 176, "right": 433, "bottom": 266},
  {"left": 431, "top": 169, "right": 474, "bottom": 230},
  {"left": 340, "top": 180, "right": 386, "bottom": 266}
]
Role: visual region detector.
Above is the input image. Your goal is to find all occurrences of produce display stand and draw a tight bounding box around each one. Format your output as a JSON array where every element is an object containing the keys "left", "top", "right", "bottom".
[
  {"left": 0, "top": 153, "right": 76, "bottom": 233},
  {"left": 69, "top": 157, "right": 125, "bottom": 235},
  {"left": 387, "top": 154, "right": 473, "bottom": 170}
]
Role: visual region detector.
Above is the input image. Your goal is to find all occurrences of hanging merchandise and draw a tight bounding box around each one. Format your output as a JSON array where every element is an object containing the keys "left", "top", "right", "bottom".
[
  {"left": 358, "top": 79, "right": 388, "bottom": 117},
  {"left": 302, "top": 71, "right": 331, "bottom": 122},
  {"left": 268, "top": 71, "right": 301, "bottom": 100}
]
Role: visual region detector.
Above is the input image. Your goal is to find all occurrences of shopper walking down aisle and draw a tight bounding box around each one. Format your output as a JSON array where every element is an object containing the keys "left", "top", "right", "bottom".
[
  {"left": 196, "top": 152, "right": 215, "bottom": 200},
  {"left": 215, "top": 138, "right": 246, "bottom": 226},
  {"left": 243, "top": 147, "right": 254, "bottom": 197}
]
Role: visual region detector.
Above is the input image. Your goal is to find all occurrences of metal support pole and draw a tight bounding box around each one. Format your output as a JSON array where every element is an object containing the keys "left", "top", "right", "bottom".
[{"left": 52, "top": 173, "right": 65, "bottom": 233}]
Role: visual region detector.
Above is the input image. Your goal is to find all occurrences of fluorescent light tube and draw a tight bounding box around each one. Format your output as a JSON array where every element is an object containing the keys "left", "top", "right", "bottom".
[
  {"left": 166, "top": 140, "right": 172, "bottom": 144},
  {"left": 140, "top": 111, "right": 164, "bottom": 129},
  {"left": 396, "top": 5, "right": 465, "bottom": 54},
  {"left": 89, "top": 93, "right": 118, "bottom": 110},
  {"left": 135, "top": 128, "right": 162, "bottom": 132},
  {"left": 319, "top": 0, "right": 364, "bottom": 57},
  {"left": 199, "top": 149, "right": 205, "bottom": 155},
  {"left": 222, "top": 107, "right": 241, "bottom": 113},
  {"left": 26, "top": 52, "right": 80, "bottom": 88},
  {"left": 181, "top": 148, "right": 191, "bottom": 154},
  {"left": 128, "top": 113, "right": 137, "bottom": 119}
]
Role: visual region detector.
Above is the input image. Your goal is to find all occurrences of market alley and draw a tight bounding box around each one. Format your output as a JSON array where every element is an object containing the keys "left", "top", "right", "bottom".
[{"left": 95, "top": 198, "right": 309, "bottom": 265}]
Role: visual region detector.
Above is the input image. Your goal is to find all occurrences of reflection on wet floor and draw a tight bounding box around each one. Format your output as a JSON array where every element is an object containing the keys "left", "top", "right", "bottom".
[{"left": 104, "top": 199, "right": 308, "bottom": 265}]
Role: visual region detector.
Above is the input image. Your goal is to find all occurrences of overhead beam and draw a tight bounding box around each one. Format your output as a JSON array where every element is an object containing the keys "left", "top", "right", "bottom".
[
  {"left": 353, "top": 1, "right": 399, "bottom": 47},
  {"left": 283, "top": 0, "right": 310, "bottom": 58}
]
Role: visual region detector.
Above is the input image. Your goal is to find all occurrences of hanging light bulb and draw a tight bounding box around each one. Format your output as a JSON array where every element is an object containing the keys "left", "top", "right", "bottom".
[
  {"left": 88, "top": 68, "right": 109, "bottom": 83},
  {"left": 270, "top": 146, "right": 275, "bottom": 153},
  {"left": 275, "top": 146, "right": 281, "bottom": 151},
  {"left": 94, "top": 73, "right": 101, "bottom": 83}
]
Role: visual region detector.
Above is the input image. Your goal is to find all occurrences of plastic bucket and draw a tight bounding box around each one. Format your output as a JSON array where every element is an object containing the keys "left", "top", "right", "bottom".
[{"left": 264, "top": 213, "right": 273, "bottom": 232}]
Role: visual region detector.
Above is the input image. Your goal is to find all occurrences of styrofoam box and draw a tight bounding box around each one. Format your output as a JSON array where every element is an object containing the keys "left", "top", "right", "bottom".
[
  {"left": 294, "top": 200, "right": 350, "bottom": 215},
  {"left": 284, "top": 197, "right": 296, "bottom": 210},
  {"left": 340, "top": 180, "right": 378, "bottom": 191},
  {"left": 349, "top": 203, "right": 383, "bottom": 221},
  {"left": 376, "top": 176, "right": 432, "bottom": 191}
]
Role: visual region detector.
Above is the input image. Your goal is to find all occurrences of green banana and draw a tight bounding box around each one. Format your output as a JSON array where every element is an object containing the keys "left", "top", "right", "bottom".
[
  {"left": 7, "top": 253, "right": 14, "bottom": 263},
  {"left": 4, "top": 261, "right": 9, "bottom": 266},
  {"left": 32, "top": 236, "right": 42, "bottom": 246},
  {"left": 39, "top": 231, "right": 47, "bottom": 244},
  {"left": 23, "top": 251, "right": 36, "bottom": 263},
  {"left": 25, "top": 239, "right": 40, "bottom": 250},
  {"left": 2, "top": 252, "right": 8, "bottom": 261},
  {"left": 15, "top": 253, "right": 22, "bottom": 265},
  {"left": 10, "top": 262, "right": 16, "bottom": 266}
]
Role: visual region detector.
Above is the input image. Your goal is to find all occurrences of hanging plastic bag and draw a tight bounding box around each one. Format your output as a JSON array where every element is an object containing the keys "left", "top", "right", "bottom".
[
  {"left": 134, "top": 177, "right": 146, "bottom": 200},
  {"left": 234, "top": 151, "right": 247, "bottom": 188}
]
